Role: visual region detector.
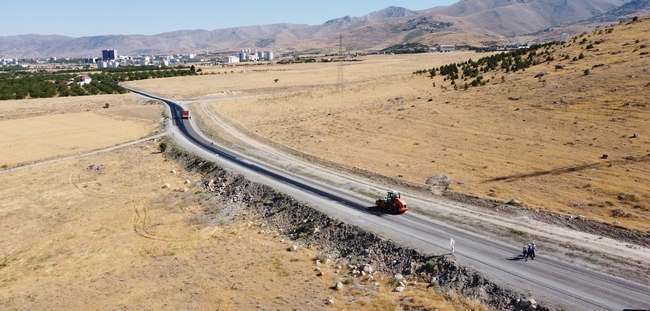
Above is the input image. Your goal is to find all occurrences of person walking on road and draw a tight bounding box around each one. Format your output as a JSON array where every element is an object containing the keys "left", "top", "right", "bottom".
[
  {"left": 530, "top": 242, "right": 536, "bottom": 260},
  {"left": 522, "top": 244, "right": 528, "bottom": 261},
  {"left": 450, "top": 238, "right": 455, "bottom": 254},
  {"left": 527, "top": 244, "right": 532, "bottom": 260}
]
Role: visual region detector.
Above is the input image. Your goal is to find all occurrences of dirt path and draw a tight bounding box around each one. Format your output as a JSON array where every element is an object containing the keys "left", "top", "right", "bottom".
[{"left": 0, "top": 132, "right": 168, "bottom": 175}]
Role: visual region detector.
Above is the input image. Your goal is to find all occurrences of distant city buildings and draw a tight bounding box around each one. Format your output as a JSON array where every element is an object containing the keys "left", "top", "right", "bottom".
[
  {"left": 224, "top": 56, "right": 240, "bottom": 63},
  {"left": 102, "top": 49, "right": 117, "bottom": 60},
  {"left": 236, "top": 49, "right": 274, "bottom": 62},
  {"left": 97, "top": 60, "right": 119, "bottom": 68}
]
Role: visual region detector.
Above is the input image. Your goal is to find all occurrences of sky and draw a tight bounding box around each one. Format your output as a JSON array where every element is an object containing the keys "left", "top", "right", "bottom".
[{"left": 0, "top": 0, "right": 458, "bottom": 37}]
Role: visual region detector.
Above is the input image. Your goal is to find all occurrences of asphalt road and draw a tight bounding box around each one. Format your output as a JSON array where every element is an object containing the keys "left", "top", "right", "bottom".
[{"left": 128, "top": 88, "right": 650, "bottom": 311}]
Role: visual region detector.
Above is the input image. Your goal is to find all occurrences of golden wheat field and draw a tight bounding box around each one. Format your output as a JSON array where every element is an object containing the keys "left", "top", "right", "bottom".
[{"left": 126, "top": 19, "right": 650, "bottom": 231}]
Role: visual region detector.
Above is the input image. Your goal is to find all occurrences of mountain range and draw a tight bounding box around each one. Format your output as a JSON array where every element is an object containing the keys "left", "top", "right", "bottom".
[{"left": 1, "top": 0, "right": 649, "bottom": 59}]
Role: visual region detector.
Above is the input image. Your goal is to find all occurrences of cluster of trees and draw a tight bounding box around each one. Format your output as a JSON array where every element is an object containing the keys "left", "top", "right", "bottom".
[
  {"left": 0, "top": 72, "right": 126, "bottom": 100},
  {"left": 0, "top": 66, "right": 198, "bottom": 100},
  {"left": 380, "top": 43, "right": 430, "bottom": 54},
  {"left": 413, "top": 42, "right": 558, "bottom": 90},
  {"left": 98, "top": 65, "right": 197, "bottom": 78}
]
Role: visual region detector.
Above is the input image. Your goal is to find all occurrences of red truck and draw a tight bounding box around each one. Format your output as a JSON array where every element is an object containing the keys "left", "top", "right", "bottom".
[{"left": 181, "top": 110, "right": 190, "bottom": 119}]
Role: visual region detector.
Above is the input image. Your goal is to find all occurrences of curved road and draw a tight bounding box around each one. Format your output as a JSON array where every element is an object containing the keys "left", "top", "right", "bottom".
[{"left": 128, "top": 88, "right": 650, "bottom": 311}]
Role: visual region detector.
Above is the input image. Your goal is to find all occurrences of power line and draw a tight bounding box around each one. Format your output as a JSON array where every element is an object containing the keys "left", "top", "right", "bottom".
[{"left": 337, "top": 32, "right": 344, "bottom": 91}]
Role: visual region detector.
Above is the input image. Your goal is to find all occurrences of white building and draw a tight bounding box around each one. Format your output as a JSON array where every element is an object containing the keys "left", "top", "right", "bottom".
[
  {"left": 97, "top": 60, "right": 119, "bottom": 69},
  {"left": 225, "top": 56, "right": 240, "bottom": 63},
  {"left": 267, "top": 51, "right": 274, "bottom": 61},
  {"left": 438, "top": 45, "right": 455, "bottom": 52},
  {"left": 560, "top": 33, "right": 570, "bottom": 41},
  {"left": 78, "top": 74, "right": 92, "bottom": 86},
  {"left": 133, "top": 56, "right": 151, "bottom": 66}
]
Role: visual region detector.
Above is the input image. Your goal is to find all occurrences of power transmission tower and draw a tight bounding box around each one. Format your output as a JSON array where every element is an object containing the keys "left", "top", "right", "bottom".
[{"left": 337, "top": 32, "right": 344, "bottom": 91}]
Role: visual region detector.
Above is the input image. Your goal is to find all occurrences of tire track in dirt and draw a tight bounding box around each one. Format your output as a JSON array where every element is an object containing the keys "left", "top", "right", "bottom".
[
  {"left": 69, "top": 171, "right": 115, "bottom": 199},
  {"left": 132, "top": 200, "right": 189, "bottom": 242}
]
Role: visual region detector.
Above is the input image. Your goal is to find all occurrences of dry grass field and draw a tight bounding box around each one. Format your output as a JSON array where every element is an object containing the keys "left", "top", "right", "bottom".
[
  {"left": 126, "top": 19, "right": 650, "bottom": 232},
  {"left": 0, "top": 94, "right": 163, "bottom": 168},
  {"left": 0, "top": 85, "right": 486, "bottom": 310},
  {"left": 0, "top": 141, "right": 484, "bottom": 311},
  {"left": 122, "top": 52, "right": 482, "bottom": 100}
]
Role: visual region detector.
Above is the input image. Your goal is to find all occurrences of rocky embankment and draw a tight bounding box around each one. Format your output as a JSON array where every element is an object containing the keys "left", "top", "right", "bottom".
[{"left": 165, "top": 141, "right": 556, "bottom": 311}]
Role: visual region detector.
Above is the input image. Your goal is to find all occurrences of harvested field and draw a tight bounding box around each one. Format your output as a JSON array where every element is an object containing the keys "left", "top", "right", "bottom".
[
  {"left": 127, "top": 19, "right": 650, "bottom": 232},
  {"left": 0, "top": 94, "right": 163, "bottom": 167},
  {"left": 121, "top": 52, "right": 482, "bottom": 99}
]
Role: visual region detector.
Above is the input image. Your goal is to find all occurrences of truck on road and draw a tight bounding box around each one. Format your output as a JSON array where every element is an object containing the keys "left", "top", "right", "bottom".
[{"left": 181, "top": 110, "right": 190, "bottom": 119}]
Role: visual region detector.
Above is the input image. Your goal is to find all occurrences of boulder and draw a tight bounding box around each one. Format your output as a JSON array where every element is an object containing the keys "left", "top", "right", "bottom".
[
  {"left": 335, "top": 281, "right": 343, "bottom": 291},
  {"left": 393, "top": 286, "right": 405, "bottom": 293},
  {"left": 425, "top": 175, "right": 451, "bottom": 189},
  {"left": 394, "top": 274, "right": 404, "bottom": 282},
  {"left": 361, "top": 264, "right": 374, "bottom": 274}
]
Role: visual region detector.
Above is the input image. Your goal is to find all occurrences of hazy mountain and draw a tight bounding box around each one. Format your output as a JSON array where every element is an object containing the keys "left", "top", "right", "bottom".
[
  {"left": 590, "top": 0, "right": 650, "bottom": 21},
  {"left": 430, "top": 0, "right": 625, "bottom": 36},
  {"left": 363, "top": 6, "right": 419, "bottom": 19},
  {"left": 1, "top": 1, "right": 647, "bottom": 59}
]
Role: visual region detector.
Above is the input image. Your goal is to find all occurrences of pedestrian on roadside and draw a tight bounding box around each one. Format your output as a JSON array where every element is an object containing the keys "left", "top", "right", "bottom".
[
  {"left": 531, "top": 242, "right": 536, "bottom": 260},
  {"left": 522, "top": 244, "right": 528, "bottom": 261}
]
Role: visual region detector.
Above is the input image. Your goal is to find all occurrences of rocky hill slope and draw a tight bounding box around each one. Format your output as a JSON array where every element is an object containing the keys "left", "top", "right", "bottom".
[{"left": 1, "top": 1, "right": 648, "bottom": 59}]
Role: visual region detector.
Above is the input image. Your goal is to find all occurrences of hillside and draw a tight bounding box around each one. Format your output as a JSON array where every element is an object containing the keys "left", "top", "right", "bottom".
[{"left": 1, "top": 1, "right": 649, "bottom": 59}]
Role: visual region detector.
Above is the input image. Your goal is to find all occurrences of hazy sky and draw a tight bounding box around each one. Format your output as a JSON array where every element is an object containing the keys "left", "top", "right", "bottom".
[{"left": 1, "top": 0, "right": 458, "bottom": 37}]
